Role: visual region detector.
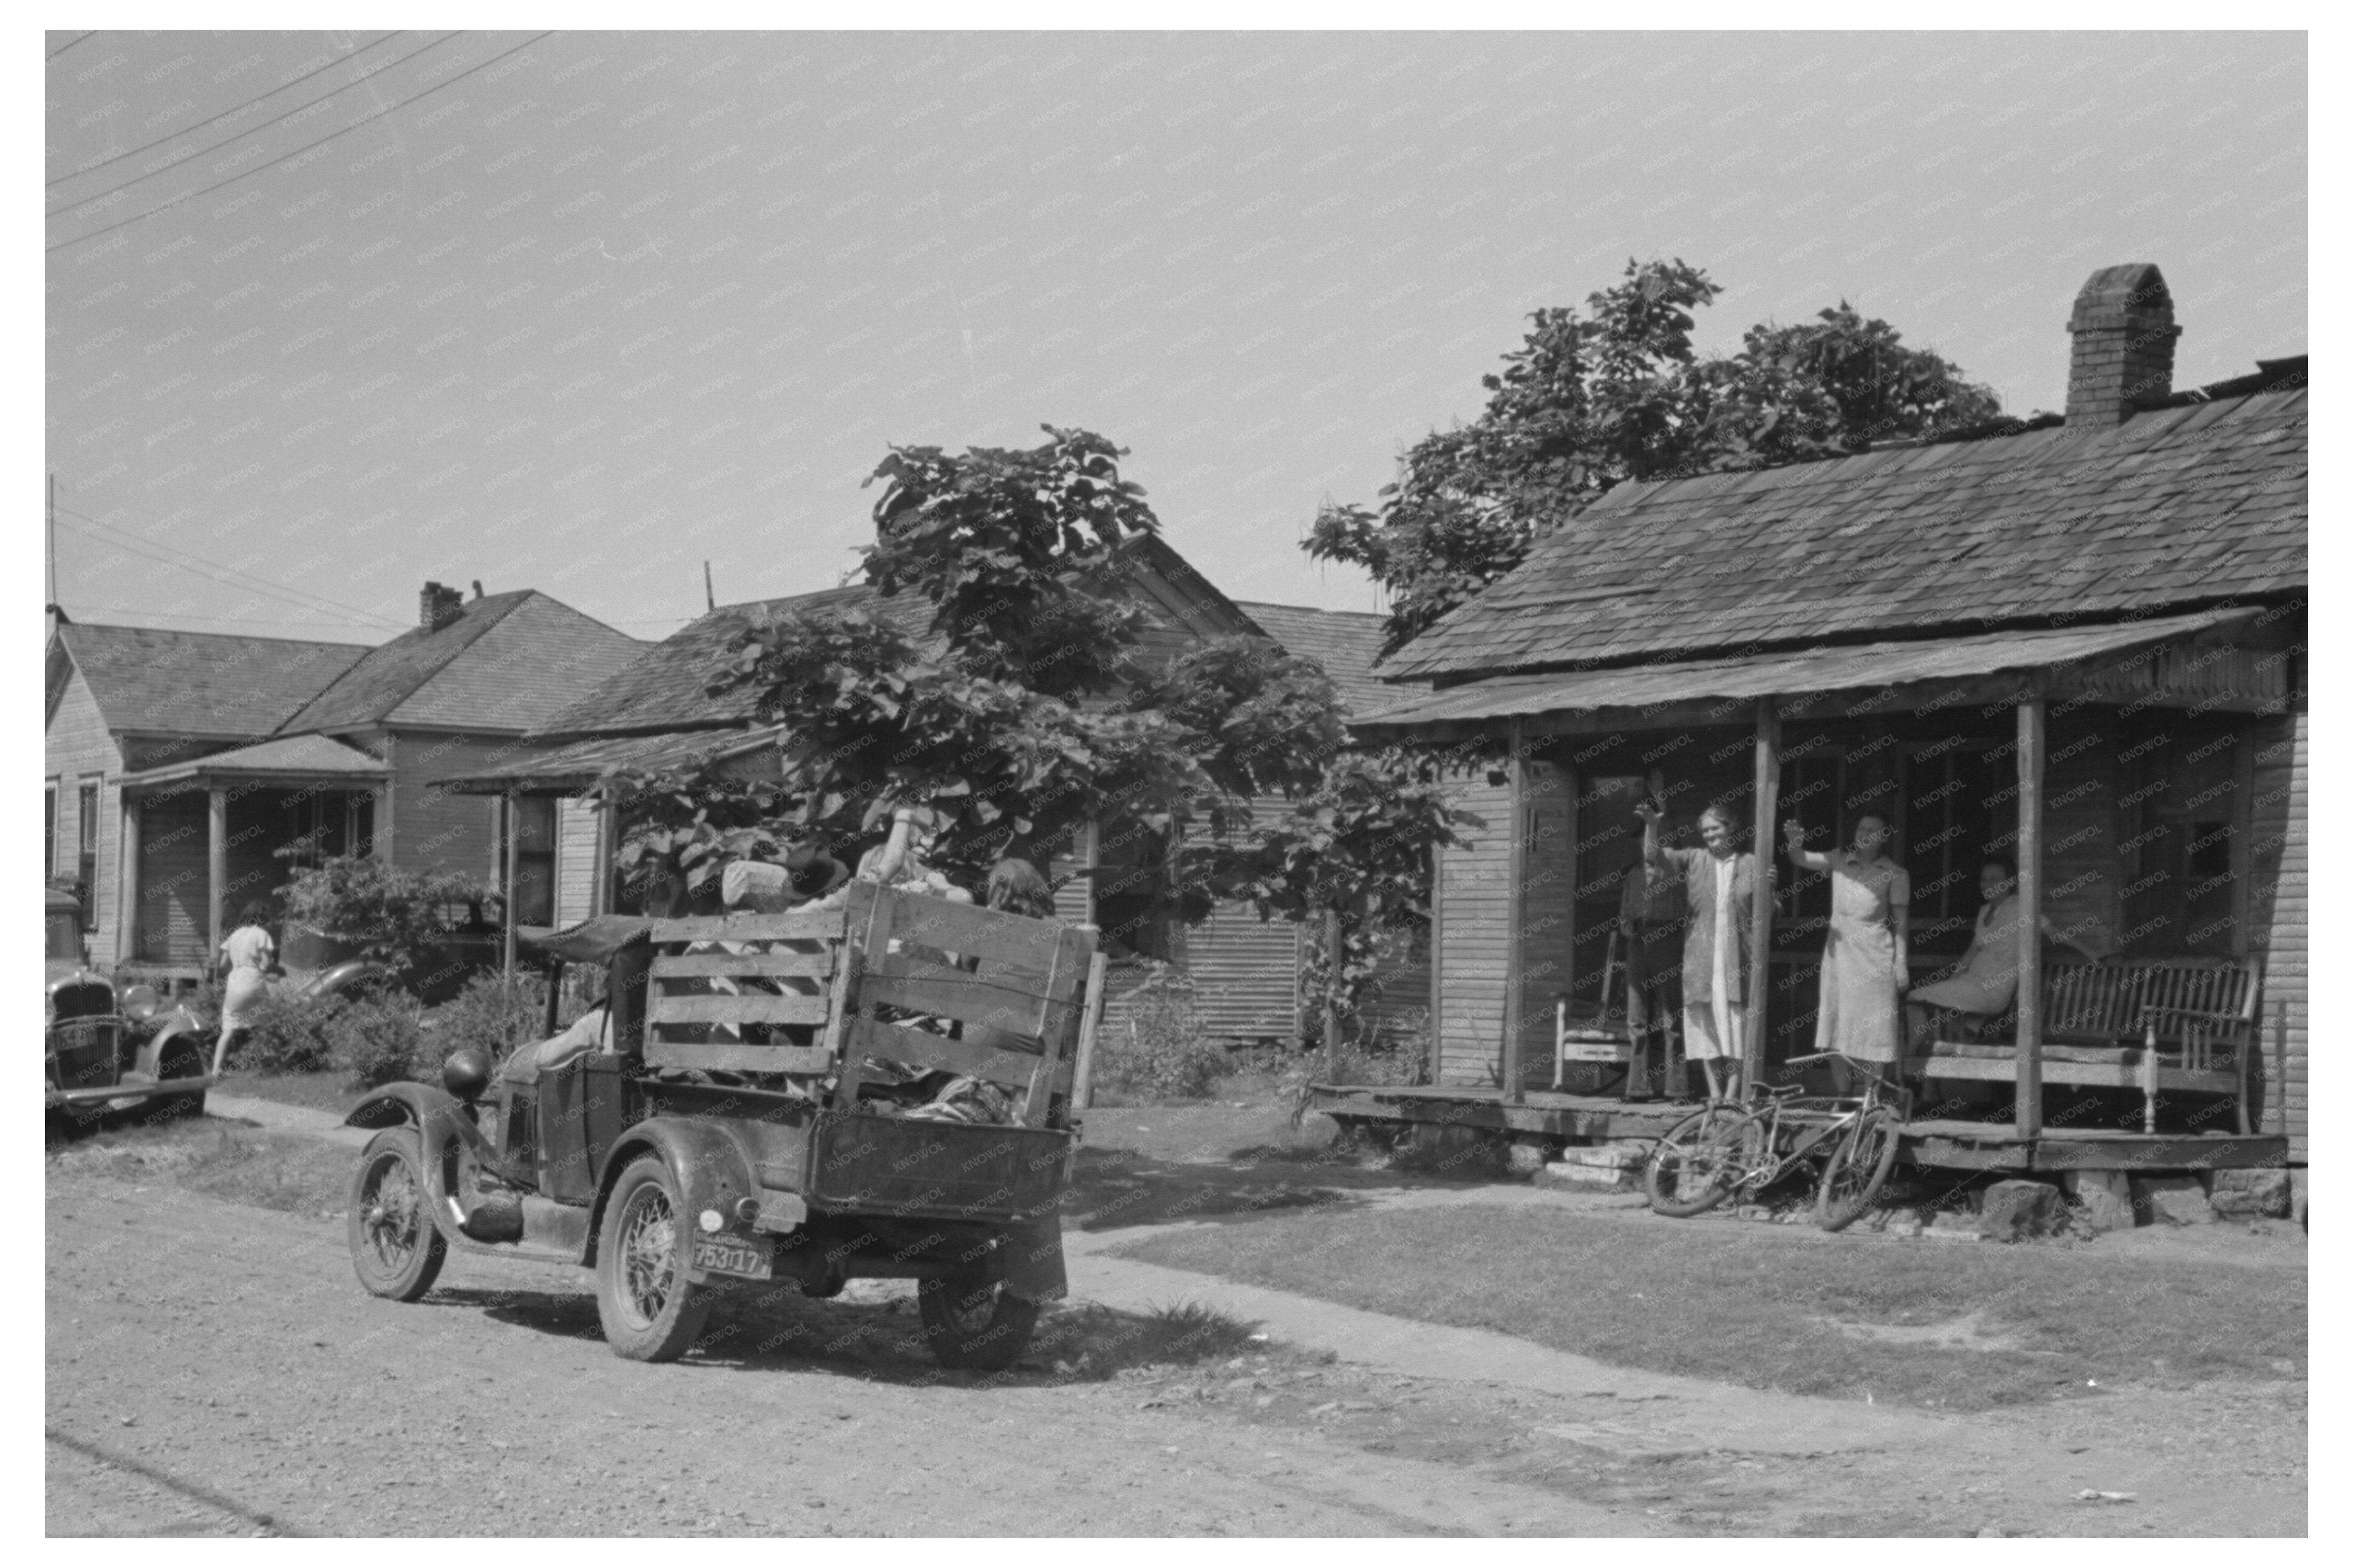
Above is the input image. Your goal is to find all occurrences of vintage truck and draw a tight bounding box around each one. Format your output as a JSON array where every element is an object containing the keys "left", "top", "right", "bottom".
[{"left": 342, "top": 882, "right": 1107, "bottom": 1371}]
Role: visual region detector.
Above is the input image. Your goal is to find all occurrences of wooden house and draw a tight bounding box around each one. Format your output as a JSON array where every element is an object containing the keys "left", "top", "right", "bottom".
[
  {"left": 439, "top": 540, "right": 1426, "bottom": 1049},
  {"left": 44, "top": 582, "right": 643, "bottom": 979},
  {"left": 1319, "top": 264, "right": 2306, "bottom": 1177}
]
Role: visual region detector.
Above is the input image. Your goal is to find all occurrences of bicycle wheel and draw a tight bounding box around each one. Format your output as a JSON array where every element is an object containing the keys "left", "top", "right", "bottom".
[
  {"left": 1644, "top": 1104, "right": 1760, "bottom": 1218},
  {"left": 1814, "top": 1105, "right": 1902, "bottom": 1232}
]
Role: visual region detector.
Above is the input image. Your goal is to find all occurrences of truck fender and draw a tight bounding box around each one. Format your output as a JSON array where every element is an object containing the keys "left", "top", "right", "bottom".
[
  {"left": 586, "top": 1117, "right": 761, "bottom": 1272},
  {"left": 345, "top": 1083, "right": 491, "bottom": 1243},
  {"left": 995, "top": 1211, "right": 1068, "bottom": 1303}
]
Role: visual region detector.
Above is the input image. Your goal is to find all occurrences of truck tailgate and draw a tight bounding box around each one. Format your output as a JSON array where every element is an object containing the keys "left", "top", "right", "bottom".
[{"left": 806, "top": 1112, "right": 1073, "bottom": 1224}]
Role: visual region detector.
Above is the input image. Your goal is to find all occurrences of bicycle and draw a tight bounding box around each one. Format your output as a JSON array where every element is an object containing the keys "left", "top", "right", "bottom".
[{"left": 1642, "top": 1052, "right": 1906, "bottom": 1231}]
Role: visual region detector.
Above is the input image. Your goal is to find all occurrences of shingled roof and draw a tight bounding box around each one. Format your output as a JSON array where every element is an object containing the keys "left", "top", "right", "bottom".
[
  {"left": 1382, "top": 387, "right": 2307, "bottom": 683},
  {"left": 280, "top": 590, "right": 643, "bottom": 734},
  {"left": 53, "top": 622, "right": 368, "bottom": 738},
  {"left": 1231, "top": 601, "right": 1396, "bottom": 717}
]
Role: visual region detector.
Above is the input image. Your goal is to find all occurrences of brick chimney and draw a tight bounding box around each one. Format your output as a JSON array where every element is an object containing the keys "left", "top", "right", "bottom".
[
  {"left": 2066, "top": 263, "right": 2180, "bottom": 427},
  {"left": 419, "top": 580, "right": 465, "bottom": 632}
]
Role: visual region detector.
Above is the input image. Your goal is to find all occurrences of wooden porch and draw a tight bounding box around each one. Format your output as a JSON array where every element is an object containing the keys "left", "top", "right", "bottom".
[{"left": 1301, "top": 1083, "right": 2290, "bottom": 1173}]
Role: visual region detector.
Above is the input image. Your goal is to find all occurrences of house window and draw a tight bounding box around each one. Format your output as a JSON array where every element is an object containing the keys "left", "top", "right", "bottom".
[
  {"left": 2118, "top": 728, "right": 2240, "bottom": 956},
  {"left": 76, "top": 779, "right": 100, "bottom": 930},
  {"left": 1897, "top": 740, "right": 2010, "bottom": 954},
  {"left": 45, "top": 781, "right": 57, "bottom": 879},
  {"left": 502, "top": 797, "right": 558, "bottom": 928}
]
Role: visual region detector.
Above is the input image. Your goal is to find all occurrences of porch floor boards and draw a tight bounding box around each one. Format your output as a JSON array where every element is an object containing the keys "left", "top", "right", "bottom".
[{"left": 1304, "top": 1083, "right": 2289, "bottom": 1172}]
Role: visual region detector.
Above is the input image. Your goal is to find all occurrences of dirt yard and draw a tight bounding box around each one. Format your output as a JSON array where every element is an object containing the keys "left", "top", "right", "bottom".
[{"left": 46, "top": 1083, "right": 2306, "bottom": 1536}]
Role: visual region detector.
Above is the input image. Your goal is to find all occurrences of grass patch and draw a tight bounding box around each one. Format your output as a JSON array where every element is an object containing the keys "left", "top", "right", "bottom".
[
  {"left": 1112, "top": 1205, "right": 2305, "bottom": 1411},
  {"left": 213, "top": 1069, "right": 370, "bottom": 1118},
  {"left": 49, "top": 1120, "right": 352, "bottom": 1217}
]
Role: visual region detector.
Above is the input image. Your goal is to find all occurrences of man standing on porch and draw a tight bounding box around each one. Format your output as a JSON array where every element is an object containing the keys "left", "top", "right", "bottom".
[{"left": 1635, "top": 800, "right": 1766, "bottom": 1104}]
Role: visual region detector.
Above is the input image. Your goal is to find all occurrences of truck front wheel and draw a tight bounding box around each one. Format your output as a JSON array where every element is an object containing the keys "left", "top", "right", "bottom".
[
  {"left": 917, "top": 1269, "right": 1041, "bottom": 1373},
  {"left": 595, "top": 1156, "right": 712, "bottom": 1362}
]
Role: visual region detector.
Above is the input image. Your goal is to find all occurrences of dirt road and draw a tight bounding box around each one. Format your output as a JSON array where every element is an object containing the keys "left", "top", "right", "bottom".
[
  {"left": 47, "top": 1109, "right": 2304, "bottom": 1537},
  {"left": 46, "top": 1175, "right": 1637, "bottom": 1537}
]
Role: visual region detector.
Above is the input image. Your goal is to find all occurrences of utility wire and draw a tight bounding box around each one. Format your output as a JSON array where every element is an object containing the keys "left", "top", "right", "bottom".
[
  {"left": 47, "top": 32, "right": 550, "bottom": 252},
  {"left": 56, "top": 503, "right": 407, "bottom": 627},
  {"left": 47, "top": 32, "right": 95, "bottom": 60},
  {"left": 54, "top": 509, "right": 407, "bottom": 629},
  {"left": 47, "top": 30, "right": 413, "bottom": 196}
]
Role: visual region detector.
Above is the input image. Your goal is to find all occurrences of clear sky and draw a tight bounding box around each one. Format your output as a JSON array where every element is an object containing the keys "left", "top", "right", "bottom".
[{"left": 44, "top": 29, "right": 2306, "bottom": 648}]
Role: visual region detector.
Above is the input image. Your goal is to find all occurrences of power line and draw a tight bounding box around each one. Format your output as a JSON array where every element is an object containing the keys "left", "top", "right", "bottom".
[
  {"left": 46, "top": 32, "right": 551, "bottom": 252},
  {"left": 47, "top": 32, "right": 95, "bottom": 60},
  {"left": 49, "top": 604, "right": 388, "bottom": 635},
  {"left": 47, "top": 30, "right": 414, "bottom": 197},
  {"left": 56, "top": 504, "right": 407, "bottom": 627},
  {"left": 53, "top": 509, "right": 407, "bottom": 629}
]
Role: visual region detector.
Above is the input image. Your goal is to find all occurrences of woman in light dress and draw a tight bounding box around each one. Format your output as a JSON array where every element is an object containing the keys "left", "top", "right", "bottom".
[
  {"left": 1783, "top": 813, "right": 1908, "bottom": 1095},
  {"left": 212, "top": 901, "right": 278, "bottom": 1075},
  {"left": 1635, "top": 800, "right": 1768, "bottom": 1104}
]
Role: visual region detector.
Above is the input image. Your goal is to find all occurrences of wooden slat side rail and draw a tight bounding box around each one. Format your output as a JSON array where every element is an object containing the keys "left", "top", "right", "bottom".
[
  {"left": 644, "top": 1041, "right": 836, "bottom": 1075},
  {"left": 871, "top": 891, "right": 1070, "bottom": 970},
  {"left": 844, "top": 1015, "right": 1070, "bottom": 1092},
  {"left": 860, "top": 972, "right": 1052, "bottom": 1036},
  {"left": 828, "top": 885, "right": 893, "bottom": 1110},
  {"left": 648, "top": 908, "right": 847, "bottom": 944},
  {"left": 864, "top": 947, "right": 1060, "bottom": 1001},
  {"left": 1024, "top": 926, "right": 1090, "bottom": 1127},
  {"left": 1070, "top": 950, "right": 1109, "bottom": 1113},
  {"left": 651, "top": 950, "right": 833, "bottom": 980},
  {"left": 646, "top": 993, "right": 832, "bottom": 1027}
]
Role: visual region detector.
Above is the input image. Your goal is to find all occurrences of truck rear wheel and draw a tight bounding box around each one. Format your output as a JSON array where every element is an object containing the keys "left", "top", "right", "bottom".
[
  {"left": 595, "top": 1156, "right": 712, "bottom": 1363},
  {"left": 917, "top": 1269, "right": 1041, "bottom": 1373}
]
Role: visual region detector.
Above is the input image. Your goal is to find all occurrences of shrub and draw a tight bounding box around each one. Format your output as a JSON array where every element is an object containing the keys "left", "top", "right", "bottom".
[
  {"left": 231, "top": 989, "right": 339, "bottom": 1075},
  {"left": 275, "top": 854, "right": 488, "bottom": 975},
  {"left": 425, "top": 972, "right": 550, "bottom": 1073},
  {"left": 1096, "top": 964, "right": 1229, "bottom": 1102},
  {"left": 323, "top": 994, "right": 429, "bottom": 1089},
  {"left": 1322, "top": 1006, "right": 1430, "bottom": 1087}
]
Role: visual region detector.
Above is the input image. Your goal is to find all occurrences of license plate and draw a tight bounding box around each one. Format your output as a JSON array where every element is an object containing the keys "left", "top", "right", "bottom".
[{"left": 690, "top": 1234, "right": 773, "bottom": 1280}]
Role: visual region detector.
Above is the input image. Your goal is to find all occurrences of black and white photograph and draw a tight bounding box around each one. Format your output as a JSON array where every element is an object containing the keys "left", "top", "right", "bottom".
[{"left": 40, "top": 16, "right": 2310, "bottom": 1541}]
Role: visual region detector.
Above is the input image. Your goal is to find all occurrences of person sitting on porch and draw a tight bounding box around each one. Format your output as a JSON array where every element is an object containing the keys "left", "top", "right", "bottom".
[
  {"left": 1635, "top": 800, "right": 1766, "bottom": 1104},
  {"left": 1783, "top": 813, "right": 1908, "bottom": 1097},
  {"left": 1905, "top": 856, "right": 2108, "bottom": 1052}
]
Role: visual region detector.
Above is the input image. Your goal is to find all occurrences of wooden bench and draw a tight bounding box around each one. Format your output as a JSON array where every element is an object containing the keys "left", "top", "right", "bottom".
[
  {"left": 638, "top": 883, "right": 1104, "bottom": 1130},
  {"left": 1918, "top": 956, "right": 2264, "bottom": 1133}
]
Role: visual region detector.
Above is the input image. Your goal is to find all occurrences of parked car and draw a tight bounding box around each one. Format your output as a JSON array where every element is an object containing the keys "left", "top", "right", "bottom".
[
  {"left": 46, "top": 886, "right": 213, "bottom": 1128},
  {"left": 343, "top": 885, "right": 1108, "bottom": 1370}
]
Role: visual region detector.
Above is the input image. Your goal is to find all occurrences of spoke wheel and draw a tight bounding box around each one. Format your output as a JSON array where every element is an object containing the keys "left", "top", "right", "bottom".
[
  {"left": 1815, "top": 1106, "right": 1903, "bottom": 1232},
  {"left": 917, "top": 1265, "right": 1042, "bottom": 1373},
  {"left": 594, "top": 1157, "right": 711, "bottom": 1362},
  {"left": 347, "top": 1127, "right": 448, "bottom": 1302},
  {"left": 1644, "top": 1103, "right": 1752, "bottom": 1218}
]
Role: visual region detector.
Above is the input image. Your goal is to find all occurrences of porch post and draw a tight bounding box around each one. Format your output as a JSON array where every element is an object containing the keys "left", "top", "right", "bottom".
[
  {"left": 502, "top": 790, "right": 520, "bottom": 976},
  {"left": 1746, "top": 699, "right": 1780, "bottom": 1086},
  {"left": 1501, "top": 718, "right": 1528, "bottom": 1105},
  {"left": 1320, "top": 905, "right": 1343, "bottom": 1081},
  {"left": 590, "top": 797, "right": 616, "bottom": 917},
  {"left": 206, "top": 785, "right": 228, "bottom": 968},
  {"left": 2014, "top": 689, "right": 2046, "bottom": 1138},
  {"left": 116, "top": 793, "right": 142, "bottom": 966},
  {"left": 1426, "top": 836, "right": 1446, "bottom": 1085}
]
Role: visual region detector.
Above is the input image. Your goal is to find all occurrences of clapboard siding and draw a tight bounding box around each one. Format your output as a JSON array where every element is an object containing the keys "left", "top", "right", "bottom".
[
  {"left": 1517, "top": 761, "right": 1576, "bottom": 1082},
  {"left": 1437, "top": 771, "right": 1514, "bottom": 1086},
  {"left": 556, "top": 797, "right": 600, "bottom": 924},
  {"left": 2248, "top": 708, "right": 2306, "bottom": 1158},
  {"left": 45, "top": 669, "right": 124, "bottom": 961}
]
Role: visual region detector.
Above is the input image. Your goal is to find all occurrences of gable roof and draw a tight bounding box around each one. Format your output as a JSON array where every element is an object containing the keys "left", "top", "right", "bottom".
[
  {"left": 1231, "top": 601, "right": 1395, "bottom": 717},
  {"left": 278, "top": 590, "right": 641, "bottom": 735},
  {"left": 532, "top": 533, "right": 1271, "bottom": 741},
  {"left": 122, "top": 731, "right": 390, "bottom": 788},
  {"left": 52, "top": 622, "right": 368, "bottom": 739},
  {"left": 1383, "top": 387, "right": 2307, "bottom": 683}
]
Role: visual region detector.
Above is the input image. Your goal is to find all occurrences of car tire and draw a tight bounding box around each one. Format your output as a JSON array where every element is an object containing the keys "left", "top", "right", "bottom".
[
  {"left": 156, "top": 1036, "right": 208, "bottom": 1120},
  {"left": 348, "top": 1126, "right": 448, "bottom": 1302},
  {"left": 595, "top": 1156, "right": 712, "bottom": 1363},
  {"left": 917, "top": 1268, "right": 1042, "bottom": 1373}
]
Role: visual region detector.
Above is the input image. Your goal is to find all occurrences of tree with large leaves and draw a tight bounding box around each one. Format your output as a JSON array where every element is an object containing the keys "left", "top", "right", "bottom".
[{"left": 1307, "top": 259, "right": 2003, "bottom": 654}]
